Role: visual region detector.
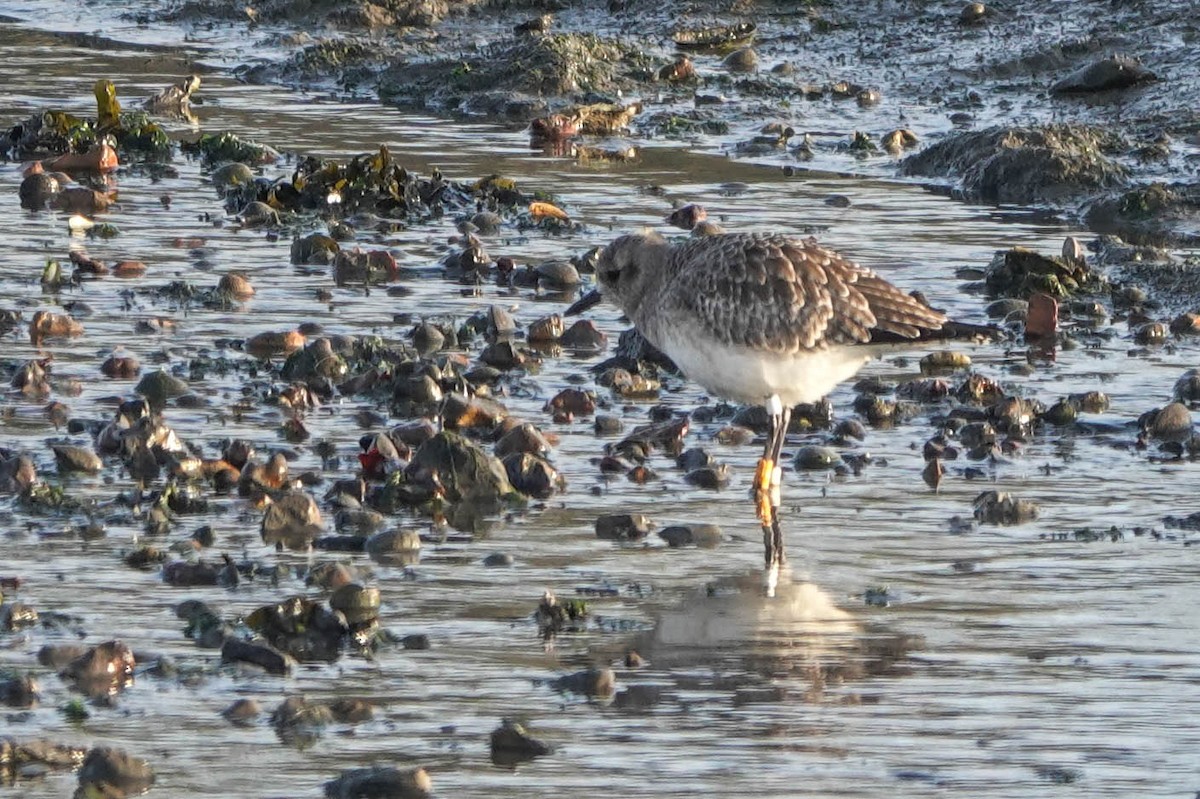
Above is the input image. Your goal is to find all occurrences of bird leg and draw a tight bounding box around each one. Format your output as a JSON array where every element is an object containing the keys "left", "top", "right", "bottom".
[{"left": 756, "top": 396, "right": 791, "bottom": 596}]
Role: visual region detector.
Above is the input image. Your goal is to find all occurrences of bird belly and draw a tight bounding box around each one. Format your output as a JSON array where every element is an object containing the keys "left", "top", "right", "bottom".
[{"left": 656, "top": 326, "right": 872, "bottom": 406}]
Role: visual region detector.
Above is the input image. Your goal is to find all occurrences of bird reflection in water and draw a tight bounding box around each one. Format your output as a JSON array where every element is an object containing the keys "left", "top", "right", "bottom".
[{"left": 614, "top": 571, "right": 920, "bottom": 708}]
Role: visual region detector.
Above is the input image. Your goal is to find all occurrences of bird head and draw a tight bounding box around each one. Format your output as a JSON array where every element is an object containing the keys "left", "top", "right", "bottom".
[{"left": 566, "top": 229, "right": 669, "bottom": 317}]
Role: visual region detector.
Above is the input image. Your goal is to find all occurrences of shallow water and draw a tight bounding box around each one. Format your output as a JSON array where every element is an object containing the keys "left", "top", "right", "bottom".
[{"left": 1, "top": 11, "right": 1199, "bottom": 799}]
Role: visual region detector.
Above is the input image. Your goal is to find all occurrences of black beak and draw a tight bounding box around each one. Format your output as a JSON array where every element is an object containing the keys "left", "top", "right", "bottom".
[{"left": 565, "top": 288, "right": 603, "bottom": 316}]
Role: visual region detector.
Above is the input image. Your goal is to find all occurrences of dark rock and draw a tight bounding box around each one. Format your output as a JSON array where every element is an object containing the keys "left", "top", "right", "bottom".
[
  {"left": 328, "top": 584, "right": 381, "bottom": 626},
  {"left": 37, "top": 644, "right": 88, "bottom": 669},
  {"left": 552, "top": 667, "right": 616, "bottom": 698},
  {"left": 684, "top": 464, "right": 731, "bottom": 489},
  {"left": 483, "top": 552, "right": 514, "bottom": 567},
  {"left": 221, "top": 698, "right": 262, "bottom": 725},
  {"left": 479, "top": 340, "right": 525, "bottom": 369},
  {"left": 0, "top": 673, "right": 39, "bottom": 707},
  {"left": 595, "top": 513, "right": 655, "bottom": 540},
  {"left": 220, "top": 638, "right": 295, "bottom": 675},
  {"left": 61, "top": 641, "right": 135, "bottom": 698},
  {"left": 676, "top": 447, "right": 714, "bottom": 471},
  {"left": 163, "top": 558, "right": 227, "bottom": 586},
  {"left": 324, "top": 765, "right": 432, "bottom": 799},
  {"left": 260, "top": 491, "right": 323, "bottom": 550},
  {"left": 0, "top": 454, "right": 35, "bottom": 493},
  {"left": 441, "top": 392, "right": 508, "bottom": 430},
  {"left": 1, "top": 601, "right": 38, "bottom": 631},
  {"left": 1084, "top": 182, "right": 1200, "bottom": 247},
  {"left": 494, "top": 423, "right": 552, "bottom": 458},
  {"left": 490, "top": 718, "right": 553, "bottom": 765},
  {"left": 135, "top": 369, "right": 189, "bottom": 406},
  {"left": 546, "top": 387, "right": 596, "bottom": 416},
  {"left": 559, "top": 319, "right": 608, "bottom": 350},
  {"left": 1142, "top": 401, "right": 1193, "bottom": 442},
  {"left": 19, "top": 171, "right": 61, "bottom": 209},
  {"left": 1051, "top": 55, "right": 1156, "bottom": 95},
  {"left": 328, "top": 697, "right": 375, "bottom": 723},
  {"left": 407, "top": 431, "right": 514, "bottom": 504},
  {"left": 657, "top": 523, "right": 722, "bottom": 548},
  {"left": 3, "top": 738, "right": 86, "bottom": 776},
  {"left": 51, "top": 445, "right": 102, "bottom": 474},
  {"left": 973, "top": 491, "right": 1039, "bottom": 525},
  {"left": 984, "top": 246, "right": 1097, "bottom": 299},
  {"left": 901, "top": 124, "right": 1127, "bottom": 205},
  {"left": 75, "top": 746, "right": 155, "bottom": 799},
  {"left": 794, "top": 445, "right": 841, "bottom": 470},
  {"left": 723, "top": 47, "right": 758, "bottom": 72},
  {"left": 503, "top": 452, "right": 563, "bottom": 498},
  {"left": 365, "top": 528, "right": 421, "bottom": 565},
  {"left": 401, "top": 634, "right": 431, "bottom": 650}
]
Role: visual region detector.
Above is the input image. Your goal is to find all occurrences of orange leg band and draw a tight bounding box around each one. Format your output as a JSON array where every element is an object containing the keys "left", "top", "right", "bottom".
[{"left": 755, "top": 458, "right": 774, "bottom": 524}]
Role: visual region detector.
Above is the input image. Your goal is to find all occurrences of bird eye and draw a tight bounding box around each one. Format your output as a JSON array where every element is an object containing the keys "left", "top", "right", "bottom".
[{"left": 602, "top": 267, "right": 621, "bottom": 284}]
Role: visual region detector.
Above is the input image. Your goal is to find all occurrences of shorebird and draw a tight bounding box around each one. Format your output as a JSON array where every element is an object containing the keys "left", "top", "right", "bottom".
[{"left": 567, "top": 230, "right": 989, "bottom": 596}]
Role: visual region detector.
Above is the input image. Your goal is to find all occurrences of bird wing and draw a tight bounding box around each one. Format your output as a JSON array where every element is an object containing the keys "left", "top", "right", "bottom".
[{"left": 672, "top": 233, "right": 946, "bottom": 353}]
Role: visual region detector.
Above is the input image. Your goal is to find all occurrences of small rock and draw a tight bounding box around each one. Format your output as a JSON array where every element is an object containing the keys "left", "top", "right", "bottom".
[
  {"left": 1025, "top": 292, "right": 1059, "bottom": 339},
  {"left": 483, "top": 552, "right": 514, "bottom": 567},
  {"left": 1144, "top": 401, "right": 1193, "bottom": 442},
  {"left": 553, "top": 667, "right": 616, "bottom": 698},
  {"left": 503, "top": 452, "right": 563, "bottom": 499},
  {"left": 1051, "top": 55, "right": 1156, "bottom": 95},
  {"left": 495, "top": 423, "right": 552, "bottom": 458},
  {"left": 684, "top": 464, "right": 731, "bottom": 489},
  {"left": 595, "top": 513, "right": 655, "bottom": 540},
  {"left": 51, "top": 444, "right": 102, "bottom": 474},
  {"left": 920, "top": 351, "right": 971, "bottom": 374},
  {"left": 328, "top": 584, "right": 382, "bottom": 626},
  {"left": 666, "top": 204, "right": 707, "bottom": 230},
  {"left": 657, "top": 523, "right": 722, "bottom": 548},
  {"left": 973, "top": 490, "right": 1039, "bottom": 525},
  {"left": 402, "top": 634, "right": 431, "bottom": 650},
  {"left": 793, "top": 445, "right": 841, "bottom": 470},
  {"left": 324, "top": 766, "right": 432, "bottom": 799},
  {"left": 76, "top": 747, "right": 155, "bottom": 799},
  {"left": 490, "top": 718, "right": 553, "bottom": 765},
  {"left": 546, "top": 387, "right": 596, "bottom": 416},
  {"left": 722, "top": 47, "right": 757, "bottom": 72},
  {"left": 221, "top": 638, "right": 295, "bottom": 675},
  {"left": 559, "top": 319, "right": 608, "bottom": 350},
  {"left": 261, "top": 491, "right": 323, "bottom": 550},
  {"left": 221, "top": 697, "right": 262, "bottom": 725},
  {"left": 593, "top": 414, "right": 623, "bottom": 434},
  {"left": 365, "top": 528, "right": 421, "bottom": 566},
  {"left": 61, "top": 641, "right": 135, "bottom": 697}
]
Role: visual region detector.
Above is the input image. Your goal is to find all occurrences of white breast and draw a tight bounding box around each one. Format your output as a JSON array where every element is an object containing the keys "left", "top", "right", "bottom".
[{"left": 655, "top": 323, "right": 872, "bottom": 405}]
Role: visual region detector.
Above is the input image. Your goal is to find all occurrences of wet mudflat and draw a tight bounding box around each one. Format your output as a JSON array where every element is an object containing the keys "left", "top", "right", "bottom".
[{"left": 1, "top": 11, "right": 1200, "bottom": 799}]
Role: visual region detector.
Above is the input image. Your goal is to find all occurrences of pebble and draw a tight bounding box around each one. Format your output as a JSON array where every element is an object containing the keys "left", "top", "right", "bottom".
[
  {"left": 657, "top": 523, "right": 722, "bottom": 548},
  {"left": 552, "top": 667, "right": 616, "bottom": 697},
  {"left": 76, "top": 746, "right": 155, "bottom": 799},
  {"left": 684, "top": 464, "right": 731, "bottom": 489},
  {"left": 221, "top": 638, "right": 295, "bottom": 675},
  {"left": 222, "top": 698, "right": 263, "bottom": 725},
  {"left": 722, "top": 47, "right": 758, "bottom": 72},
  {"left": 1147, "top": 401, "right": 1193, "bottom": 442},
  {"left": 973, "top": 490, "right": 1039, "bottom": 525},
  {"left": 793, "top": 445, "right": 841, "bottom": 470},
  {"left": 490, "top": 718, "right": 553, "bottom": 763},
  {"left": 595, "top": 513, "right": 655, "bottom": 540},
  {"left": 593, "top": 414, "right": 624, "bottom": 435},
  {"left": 324, "top": 766, "right": 432, "bottom": 799}
]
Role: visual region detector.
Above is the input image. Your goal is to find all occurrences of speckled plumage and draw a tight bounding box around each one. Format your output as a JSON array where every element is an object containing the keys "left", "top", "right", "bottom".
[
  {"left": 595, "top": 230, "right": 952, "bottom": 405},
  {"left": 588, "top": 229, "right": 975, "bottom": 593},
  {"left": 599, "top": 230, "right": 946, "bottom": 352}
]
